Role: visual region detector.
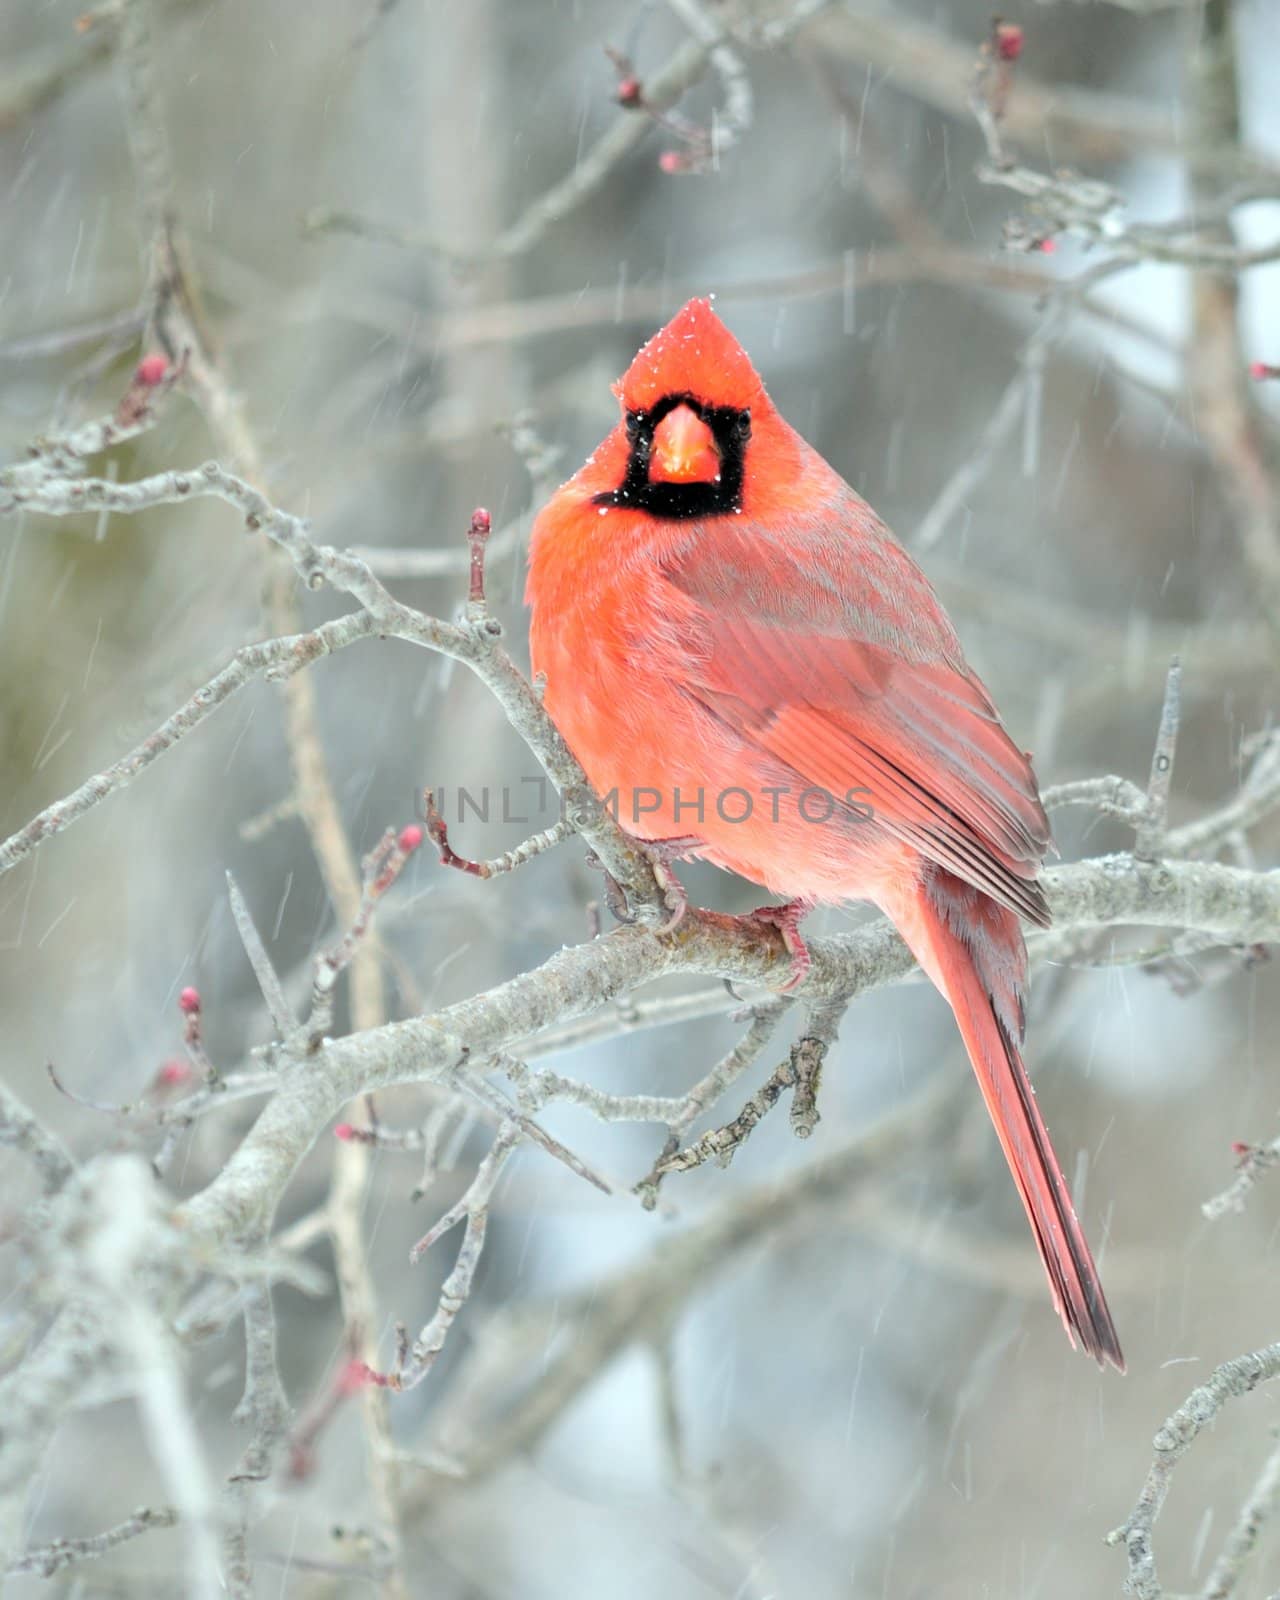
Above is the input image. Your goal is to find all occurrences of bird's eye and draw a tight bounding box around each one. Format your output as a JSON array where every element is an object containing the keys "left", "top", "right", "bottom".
[
  {"left": 625, "top": 411, "right": 644, "bottom": 440},
  {"left": 735, "top": 411, "right": 752, "bottom": 440}
]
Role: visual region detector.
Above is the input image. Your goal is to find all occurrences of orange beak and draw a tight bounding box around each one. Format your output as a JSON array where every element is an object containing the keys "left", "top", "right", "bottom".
[{"left": 649, "top": 404, "right": 720, "bottom": 483}]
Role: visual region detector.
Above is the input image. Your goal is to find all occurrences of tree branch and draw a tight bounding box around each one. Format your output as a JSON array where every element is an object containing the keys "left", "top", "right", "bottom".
[{"left": 1107, "top": 1341, "right": 1280, "bottom": 1600}]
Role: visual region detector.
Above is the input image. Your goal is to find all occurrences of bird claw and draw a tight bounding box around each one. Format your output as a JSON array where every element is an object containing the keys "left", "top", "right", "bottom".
[
  {"left": 629, "top": 834, "right": 702, "bottom": 935},
  {"left": 585, "top": 837, "right": 694, "bottom": 932},
  {"left": 748, "top": 898, "right": 815, "bottom": 991},
  {"left": 647, "top": 850, "right": 690, "bottom": 934},
  {"left": 583, "top": 850, "right": 636, "bottom": 925}
]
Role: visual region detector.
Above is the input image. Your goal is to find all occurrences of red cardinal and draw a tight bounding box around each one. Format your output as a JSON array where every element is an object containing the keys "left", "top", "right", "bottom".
[{"left": 526, "top": 298, "right": 1122, "bottom": 1369}]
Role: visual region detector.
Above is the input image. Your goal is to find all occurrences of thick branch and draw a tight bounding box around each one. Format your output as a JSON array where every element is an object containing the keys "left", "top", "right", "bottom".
[{"left": 176, "top": 853, "right": 1280, "bottom": 1256}]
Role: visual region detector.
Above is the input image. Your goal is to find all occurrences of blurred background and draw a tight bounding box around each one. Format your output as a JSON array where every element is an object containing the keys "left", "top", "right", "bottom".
[{"left": 3, "top": 0, "right": 1280, "bottom": 1595}]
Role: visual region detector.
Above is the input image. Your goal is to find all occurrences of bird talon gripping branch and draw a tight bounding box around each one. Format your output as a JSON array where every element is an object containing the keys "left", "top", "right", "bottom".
[{"left": 747, "top": 898, "right": 815, "bottom": 992}]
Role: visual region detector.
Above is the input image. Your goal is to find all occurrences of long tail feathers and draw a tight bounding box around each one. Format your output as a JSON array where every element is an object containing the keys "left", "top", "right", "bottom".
[{"left": 902, "top": 870, "right": 1124, "bottom": 1371}]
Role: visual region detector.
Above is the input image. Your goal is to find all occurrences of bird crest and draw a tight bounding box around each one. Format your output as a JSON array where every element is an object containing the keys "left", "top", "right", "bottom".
[{"left": 614, "top": 297, "right": 766, "bottom": 416}]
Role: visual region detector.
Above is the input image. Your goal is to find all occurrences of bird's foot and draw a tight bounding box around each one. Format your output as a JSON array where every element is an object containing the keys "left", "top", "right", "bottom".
[
  {"left": 583, "top": 850, "right": 635, "bottom": 925},
  {"left": 639, "top": 833, "right": 703, "bottom": 861},
  {"left": 747, "top": 897, "right": 815, "bottom": 991},
  {"left": 587, "top": 835, "right": 702, "bottom": 933},
  {"left": 651, "top": 856, "right": 689, "bottom": 934},
  {"left": 631, "top": 834, "right": 703, "bottom": 934}
]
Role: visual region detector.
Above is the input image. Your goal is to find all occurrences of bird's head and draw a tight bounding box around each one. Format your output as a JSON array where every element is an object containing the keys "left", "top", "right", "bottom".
[{"left": 590, "top": 298, "right": 777, "bottom": 518}]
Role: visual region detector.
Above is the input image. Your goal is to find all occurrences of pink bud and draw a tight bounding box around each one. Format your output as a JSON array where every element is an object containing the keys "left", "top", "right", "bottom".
[
  {"left": 334, "top": 1122, "right": 355, "bottom": 1141},
  {"left": 337, "top": 1358, "right": 373, "bottom": 1395},
  {"left": 1037, "top": 237, "right": 1057, "bottom": 255},
  {"left": 398, "top": 824, "right": 424, "bottom": 854},
  {"left": 337, "top": 1357, "right": 392, "bottom": 1391},
  {"left": 1232, "top": 1140, "right": 1254, "bottom": 1157},
  {"left": 617, "top": 76, "right": 643, "bottom": 108},
  {"left": 178, "top": 986, "right": 201, "bottom": 1014},
  {"left": 469, "top": 507, "right": 491, "bottom": 537},
  {"left": 995, "top": 22, "right": 1023, "bottom": 62},
  {"left": 159, "top": 1060, "right": 192, "bottom": 1086},
  {"left": 135, "top": 354, "right": 169, "bottom": 387},
  {"left": 1249, "top": 361, "right": 1273, "bottom": 381},
  {"left": 659, "top": 150, "right": 690, "bottom": 175}
]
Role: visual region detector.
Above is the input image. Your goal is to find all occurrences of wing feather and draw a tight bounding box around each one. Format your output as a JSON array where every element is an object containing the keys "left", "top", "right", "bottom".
[{"left": 663, "top": 514, "right": 1051, "bottom": 924}]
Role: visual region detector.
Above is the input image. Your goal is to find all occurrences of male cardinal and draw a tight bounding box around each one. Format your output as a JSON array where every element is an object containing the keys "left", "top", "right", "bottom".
[{"left": 526, "top": 297, "right": 1122, "bottom": 1369}]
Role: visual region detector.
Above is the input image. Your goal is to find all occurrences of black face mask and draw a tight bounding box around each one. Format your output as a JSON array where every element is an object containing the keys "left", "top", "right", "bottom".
[{"left": 593, "top": 392, "right": 751, "bottom": 521}]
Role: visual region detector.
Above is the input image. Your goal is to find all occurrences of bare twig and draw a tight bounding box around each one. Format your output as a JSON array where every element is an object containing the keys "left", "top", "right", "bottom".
[
  {"left": 1173, "top": 729, "right": 1280, "bottom": 861},
  {"left": 671, "top": 1002, "right": 791, "bottom": 1136},
  {"left": 6, "top": 1506, "right": 179, "bottom": 1579},
  {"left": 305, "top": 36, "right": 712, "bottom": 264},
  {"left": 502, "top": 1001, "right": 787, "bottom": 1138},
  {"left": 406, "top": 1124, "right": 518, "bottom": 1267},
  {"left": 788, "top": 994, "right": 849, "bottom": 1138},
  {"left": 389, "top": 1126, "right": 520, "bottom": 1391},
  {"left": 286, "top": 1349, "right": 380, "bottom": 1481},
  {"left": 225, "top": 872, "right": 297, "bottom": 1038},
  {"left": 0, "top": 305, "right": 145, "bottom": 362},
  {"left": 808, "top": 4, "right": 1280, "bottom": 179},
  {"left": 1, "top": 363, "right": 181, "bottom": 488},
  {"left": 0, "top": 613, "right": 379, "bottom": 877},
  {"left": 642, "top": 1053, "right": 810, "bottom": 1188},
  {"left": 43, "top": 1054, "right": 277, "bottom": 1179},
  {"left": 456, "top": 1069, "right": 614, "bottom": 1197},
  {"left": 1203, "top": 1137, "right": 1280, "bottom": 1221},
  {"left": 116, "top": 0, "right": 179, "bottom": 304},
  {"left": 1134, "top": 659, "right": 1183, "bottom": 861},
  {"left": 1044, "top": 775, "right": 1151, "bottom": 825},
  {"left": 1199, "top": 1430, "right": 1280, "bottom": 1600},
  {"left": 914, "top": 360, "right": 1038, "bottom": 549},
  {"left": 308, "top": 825, "right": 424, "bottom": 1047},
  {"left": 640, "top": 996, "right": 852, "bottom": 1199},
  {"left": 353, "top": 512, "right": 525, "bottom": 581},
  {"left": 980, "top": 161, "right": 1280, "bottom": 270},
  {"left": 662, "top": 0, "right": 753, "bottom": 171},
  {"left": 501, "top": 1060, "right": 694, "bottom": 1127},
  {"left": 178, "top": 984, "right": 219, "bottom": 1089},
  {"left": 1107, "top": 1342, "right": 1280, "bottom": 1600},
  {"left": 464, "top": 505, "right": 492, "bottom": 619},
  {"left": 969, "top": 18, "right": 1024, "bottom": 166},
  {"left": 913, "top": 279, "right": 1133, "bottom": 550},
  {"left": 422, "top": 789, "right": 574, "bottom": 881},
  {"left": 324, "top": 1144, "right": 404, "bottom": 1596}
]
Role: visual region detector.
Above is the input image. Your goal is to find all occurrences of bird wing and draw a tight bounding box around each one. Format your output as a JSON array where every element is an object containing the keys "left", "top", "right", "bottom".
[{"left": 660, "top": 511, "right": 1052, "bottom": 924}]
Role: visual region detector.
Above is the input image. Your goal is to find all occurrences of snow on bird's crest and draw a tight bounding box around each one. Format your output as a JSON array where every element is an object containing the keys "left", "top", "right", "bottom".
[{"left": 614, "top": 297, "right": 766, "bottom": 414}]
